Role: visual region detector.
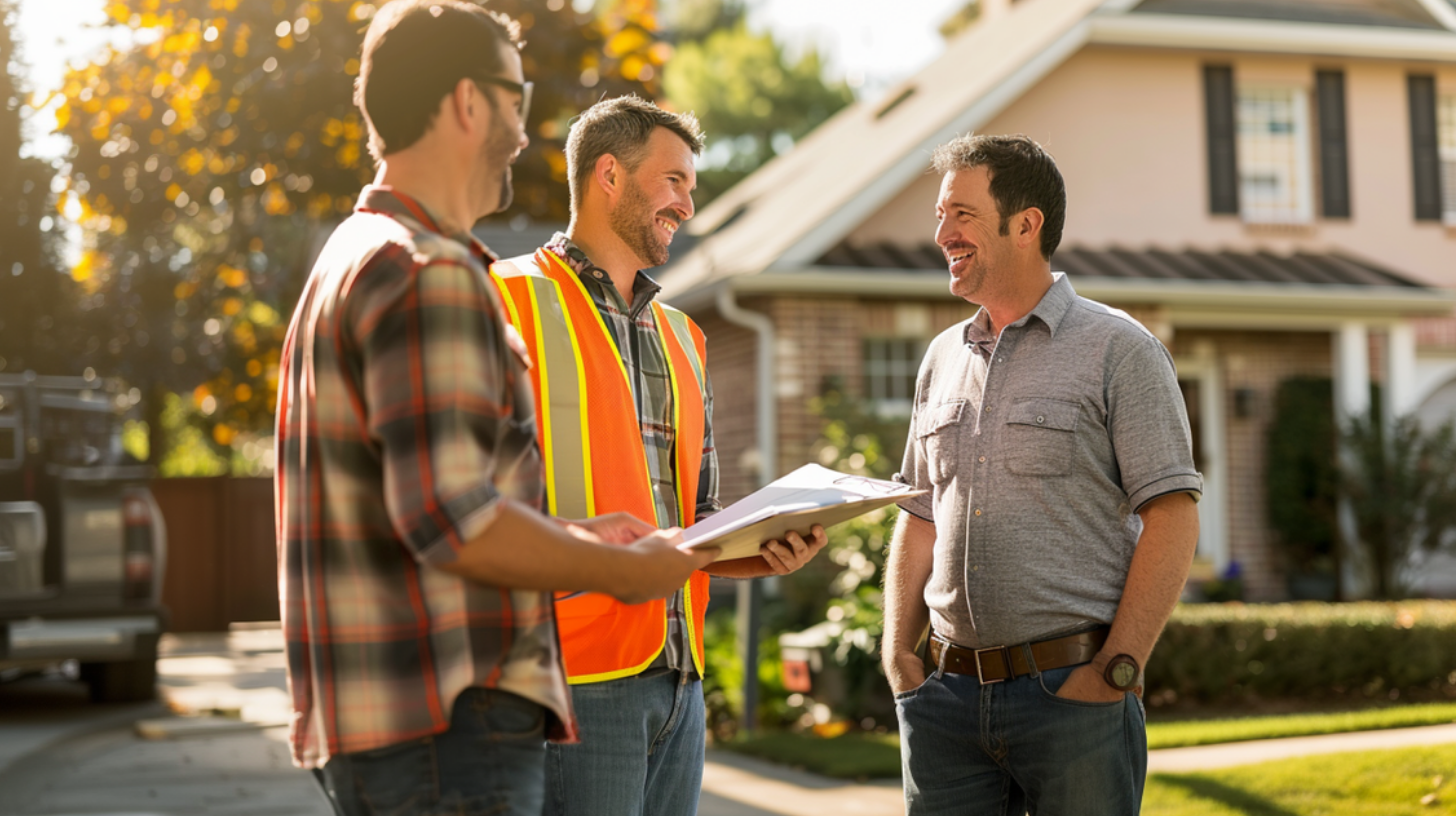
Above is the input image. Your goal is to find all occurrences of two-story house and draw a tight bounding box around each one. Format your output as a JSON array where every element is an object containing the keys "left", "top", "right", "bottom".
[{"left": 658, "top": 0, "right": 1456, "bottom": 600}]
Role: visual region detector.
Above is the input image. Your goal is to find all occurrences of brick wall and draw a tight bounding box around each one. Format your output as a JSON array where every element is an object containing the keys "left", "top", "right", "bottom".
[
  {"left": 692, "top": 296, "right": 977, "bottom": 504},
  {"left": 693, "top": 310, "right": 759, "bottom": 505}
]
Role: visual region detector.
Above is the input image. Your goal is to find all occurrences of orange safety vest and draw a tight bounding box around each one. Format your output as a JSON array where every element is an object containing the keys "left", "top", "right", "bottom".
[{"left": 488, "top": 248, "right": 711, "bottom": 684}]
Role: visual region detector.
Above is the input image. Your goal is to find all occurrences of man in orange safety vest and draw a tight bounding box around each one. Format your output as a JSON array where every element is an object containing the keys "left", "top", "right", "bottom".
[{"left": 489, "top": 95, "right": 828, "bottom": 816}]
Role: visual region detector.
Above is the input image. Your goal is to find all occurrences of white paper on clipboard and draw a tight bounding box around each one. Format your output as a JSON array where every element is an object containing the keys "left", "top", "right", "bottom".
[{"left": 681, "top": 464, "right": 925, "bottom": 562}]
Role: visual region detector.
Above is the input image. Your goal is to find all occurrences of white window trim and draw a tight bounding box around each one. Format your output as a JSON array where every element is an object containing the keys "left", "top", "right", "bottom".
[
  {"left": 1237, "top": 83, "right": 1315, "bottom": 226},
  {"left": 1438, "top": 92, "right": 1456, "bottom": 225}
]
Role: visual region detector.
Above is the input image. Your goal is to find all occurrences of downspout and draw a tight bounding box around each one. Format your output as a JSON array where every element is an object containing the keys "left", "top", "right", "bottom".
[
  {"left": 714, "top": 283, "right": 774, "bottom": 737},
  {"left": 715, "top": 285, "right": 776, "bottom": 489}
]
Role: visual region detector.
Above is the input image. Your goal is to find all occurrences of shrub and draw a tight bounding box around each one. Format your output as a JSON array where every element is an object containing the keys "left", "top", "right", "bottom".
[
  {"left": 1341, "top": 411, "right": 1456, "bottom": 599},
  {"left": 1147, "top": 602, "right": 1456, "bottom": 708},
  {"left": 1265, "top": 377, "right": 1339, "bottom": 582}
]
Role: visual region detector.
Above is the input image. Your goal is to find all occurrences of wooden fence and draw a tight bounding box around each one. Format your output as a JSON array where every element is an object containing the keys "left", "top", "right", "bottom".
[{"left": 152, "top": 477, "right": 278, "bottom": 632}]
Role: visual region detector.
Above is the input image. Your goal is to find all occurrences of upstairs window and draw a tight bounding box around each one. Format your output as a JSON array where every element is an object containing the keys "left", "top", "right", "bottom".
[
  {"left": 1206, "top": 66, "right": 1342, "bottom": 222},
  {"left": 1237, "top": 86, "right": 1314, "bottom": 224}
]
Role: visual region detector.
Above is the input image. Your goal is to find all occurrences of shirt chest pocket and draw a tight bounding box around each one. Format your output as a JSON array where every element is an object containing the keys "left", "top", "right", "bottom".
[
  {"left": 1003, "top": 398, "right": 1079, "bottom": 477},
  {"left": 916, "top": 399, "right": 967, "bottom": 485}
]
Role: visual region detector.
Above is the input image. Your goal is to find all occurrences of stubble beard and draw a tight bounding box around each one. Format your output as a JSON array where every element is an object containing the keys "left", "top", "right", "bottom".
[
  {"left": 949, "top": 252, "right": 990, "bottom": 302},
  {"left": 609, "top": 176, "right": 670, "bottom": 269}
]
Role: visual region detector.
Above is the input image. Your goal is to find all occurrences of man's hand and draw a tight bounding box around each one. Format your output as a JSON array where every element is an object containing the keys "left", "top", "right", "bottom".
[
  {"left": 1054, "top": 663, "right": 1127, "bottom": 704},
  {"left": 609, "top": 529, "right": 718, "bottom": 605},
  {"left": 563, "top": 512, "right": 657, "bottom": 544},
  {"left": 888, "top": 650, "right": 927, "bottom": 697},
  {"left": 760, "top": 525, "right": 828, "bottom": 575}
]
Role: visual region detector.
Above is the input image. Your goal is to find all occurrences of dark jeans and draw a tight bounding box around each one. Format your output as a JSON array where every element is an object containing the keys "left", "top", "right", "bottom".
[
  {"left": 313, "top": 688, "right": 547, "bottom": 816},
  {"left": 544, "top": 670, "right": 705, "bottom": 816},
  {"left": 895, "top": 665, "right": 1147, "bottom": 816}
]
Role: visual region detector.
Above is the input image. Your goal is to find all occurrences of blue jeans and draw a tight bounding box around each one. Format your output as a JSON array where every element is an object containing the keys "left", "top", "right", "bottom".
[
  {"left": 544, "top": 670, "right": 705, "bottom": 816},
  {"left": 313, "top": 688, "right": 547, "bottom": 816},
  {"left": 895, "top": 665, "right": 1147, "bottom": 816}
]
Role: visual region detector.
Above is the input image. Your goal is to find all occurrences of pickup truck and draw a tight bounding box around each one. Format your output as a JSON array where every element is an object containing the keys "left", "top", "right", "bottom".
[{"left": 0, "top": 371, "right": 167, "bottom": 702}]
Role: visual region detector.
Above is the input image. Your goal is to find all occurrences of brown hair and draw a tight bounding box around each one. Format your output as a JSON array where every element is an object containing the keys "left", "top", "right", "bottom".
[
  {"left": 565, "top": 95, "right": 704, "bottom": 212},
  {"left": 355, "top": 0, "right": 523, "bottom": 162},
  {"left": 931, "top": 134, "right": 1066, "bottom": 261}
]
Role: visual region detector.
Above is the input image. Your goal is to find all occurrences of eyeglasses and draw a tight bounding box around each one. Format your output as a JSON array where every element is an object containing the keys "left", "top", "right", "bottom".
[{"left": 474, "top": 76, "right": 533, "bottom": 123}]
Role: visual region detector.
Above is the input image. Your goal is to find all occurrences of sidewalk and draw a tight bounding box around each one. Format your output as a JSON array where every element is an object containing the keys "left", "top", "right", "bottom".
[{"left": 5, "top": 624, "right": 1456, "bottom": 816}]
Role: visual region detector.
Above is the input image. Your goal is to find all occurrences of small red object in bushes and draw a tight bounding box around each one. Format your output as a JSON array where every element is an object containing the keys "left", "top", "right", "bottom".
[{"left": 782, "top": 658, "right": 812, "bottom": 693}]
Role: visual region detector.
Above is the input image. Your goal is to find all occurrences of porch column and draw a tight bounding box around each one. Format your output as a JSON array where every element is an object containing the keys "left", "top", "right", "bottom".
[
  {"left": 1332, "top": 322, "right": 1370, "bottom": 599},
  {"left": 1333, "top": 322, "right": 1370, "bottom": 422},
  {"left": 1384, "top": 322, "right": 1418, "bottom": 422}
]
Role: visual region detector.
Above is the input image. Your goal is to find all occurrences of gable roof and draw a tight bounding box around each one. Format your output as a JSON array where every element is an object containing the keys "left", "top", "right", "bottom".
[{"left": 660, "top": 0, "right": 1456, "bottom": 303}]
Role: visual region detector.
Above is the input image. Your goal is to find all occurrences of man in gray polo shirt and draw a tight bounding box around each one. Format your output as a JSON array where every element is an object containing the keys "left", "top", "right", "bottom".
[{"left": 882, "top": 134, "right": 1202, "bottom": 816}]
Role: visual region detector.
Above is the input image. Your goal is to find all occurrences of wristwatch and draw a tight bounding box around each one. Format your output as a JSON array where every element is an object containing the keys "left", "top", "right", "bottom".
[{"left": 1103, "top": 654, "right": 1140, "bottom": 692}]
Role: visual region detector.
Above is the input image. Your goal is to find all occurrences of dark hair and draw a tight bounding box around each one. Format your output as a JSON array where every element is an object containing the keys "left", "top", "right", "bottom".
[
  {"left": 355, "top": 0, "right": 523, "bottom": 162},
  {"left": 931, "top": 134, "right": 1065, "bottom": 261},
  {"left": 565, "top": 95, "right": 704, "bottom": 212}
]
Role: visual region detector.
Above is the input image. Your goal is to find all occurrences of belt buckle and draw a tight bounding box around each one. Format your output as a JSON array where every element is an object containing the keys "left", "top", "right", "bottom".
[{"left": 973, "top": 645, "right": 1009, "bottom": 685}]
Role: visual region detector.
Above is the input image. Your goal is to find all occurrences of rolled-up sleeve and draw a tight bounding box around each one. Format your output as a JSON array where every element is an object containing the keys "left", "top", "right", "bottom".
[
  {"left": 1106, "top": 335, "right": 1203, "bottom": 513},
  {"left": 352, "top": 253, "right": 518, "bottom": 565}
]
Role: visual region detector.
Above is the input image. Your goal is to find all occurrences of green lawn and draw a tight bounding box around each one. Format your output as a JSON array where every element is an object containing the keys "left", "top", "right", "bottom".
[
  {"left": 1144, "top": 743, "right": 1456, "bottom": 815},
  {"left": 1146, "top": 702, "right": 1456, "bottom": 750},
  {"left": 720, "top": 702, "right": 1456, "bottom": 780},
  {"left": 723, "top": 731, "right": 902, "bottom": 780}
]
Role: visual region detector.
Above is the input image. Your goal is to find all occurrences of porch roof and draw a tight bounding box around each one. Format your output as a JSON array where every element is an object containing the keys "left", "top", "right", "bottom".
[
  {"left": 663, "top": 245, "right": 1456, "bottom": 323},
  {"left": 819, "top": 243, "right": 1426, "bottom": 289}
]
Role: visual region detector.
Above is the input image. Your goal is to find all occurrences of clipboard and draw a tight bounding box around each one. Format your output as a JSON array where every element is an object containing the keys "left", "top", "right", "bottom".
[{"left": 679, "top": 464, "right": 925, "bottom": 562}]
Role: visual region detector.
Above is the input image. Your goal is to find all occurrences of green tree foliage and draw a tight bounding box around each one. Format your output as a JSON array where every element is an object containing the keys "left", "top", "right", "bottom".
[
  {"left": 52, "top": 0, "right": 666, "bottom": 459},
  {"left": 0, "top": 0, "right": 84, "bottom": 376},
  {"left": 1342, "top": 411, "right": 1456, "bottom": 599},
  {"left": 1266, "top": 377, "right": 1340, "bottom": 580},
  {"left": 662, "top": 0, "right": 853, "bottom": 205}
]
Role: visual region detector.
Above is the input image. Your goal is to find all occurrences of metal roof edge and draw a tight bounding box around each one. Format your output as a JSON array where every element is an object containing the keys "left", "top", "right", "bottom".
[
  {"left": 1089, "top": 13, "right": 1456, "bottom": 59},
  {"left": 667, "top": 269, "right": 1456, "bottom": 317}
]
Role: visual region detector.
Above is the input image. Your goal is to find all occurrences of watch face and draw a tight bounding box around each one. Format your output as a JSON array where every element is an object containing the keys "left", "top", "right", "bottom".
[{"left": 1110, "top": 660, "right": 1138, "bottom": 689}]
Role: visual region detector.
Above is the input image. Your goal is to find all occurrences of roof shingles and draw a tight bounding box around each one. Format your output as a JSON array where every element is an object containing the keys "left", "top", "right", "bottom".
[{"left": 816, "top": 243, "right": 1425, "bottom": 289}]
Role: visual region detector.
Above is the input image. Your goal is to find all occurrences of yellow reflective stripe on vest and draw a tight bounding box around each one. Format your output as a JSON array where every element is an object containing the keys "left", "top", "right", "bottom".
[
  {"left": 658, "top": 306, "right": 707, "bottom": 402},
  {"left": 524, "top": 274, "right": 595, "bottom": 519},
  {"left": 650, "top": 303, "right": 694, "bottom": 527},
  {"left": 542, "top": 250, "right": 659, "bottom": 525}
]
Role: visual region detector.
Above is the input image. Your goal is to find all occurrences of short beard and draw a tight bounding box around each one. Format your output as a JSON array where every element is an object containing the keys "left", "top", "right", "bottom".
[
  {"left": 947, "top": 247, "right": 991, "bottom": 302},
  {"left": 609, "top": 176, "right": 670, "bottom": 268}
]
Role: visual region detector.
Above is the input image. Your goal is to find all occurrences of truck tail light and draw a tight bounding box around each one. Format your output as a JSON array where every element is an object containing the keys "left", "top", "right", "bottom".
[{"left": 122, "top": 491, "right": 154, "bottom": 601}]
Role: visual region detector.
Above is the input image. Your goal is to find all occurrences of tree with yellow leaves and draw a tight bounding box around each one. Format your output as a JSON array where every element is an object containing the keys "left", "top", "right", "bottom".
[{"left": 54, "top": 0, "right": 666, "bottom": 466}]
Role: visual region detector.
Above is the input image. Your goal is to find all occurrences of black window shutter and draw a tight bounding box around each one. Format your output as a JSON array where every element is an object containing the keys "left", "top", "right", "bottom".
[
  {"left": 1408, "top": 74, "right": 1441, "bottom": 221},
  {"left": 1204, "top": 65, "right": 1239, "bottom": 215},
  {"left": 1316, "top": 70, "right": 1351, "bottom": 218}
]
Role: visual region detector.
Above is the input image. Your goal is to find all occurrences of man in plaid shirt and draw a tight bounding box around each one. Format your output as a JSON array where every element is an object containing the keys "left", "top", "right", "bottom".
[{"left": 274, "top": 4, "right": 715, "bottom": 815}]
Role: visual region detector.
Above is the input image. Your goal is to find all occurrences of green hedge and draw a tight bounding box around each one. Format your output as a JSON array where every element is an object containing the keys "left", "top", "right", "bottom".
[{"left": 1146, "top": 602, "right": 1456, "bottom": 707}]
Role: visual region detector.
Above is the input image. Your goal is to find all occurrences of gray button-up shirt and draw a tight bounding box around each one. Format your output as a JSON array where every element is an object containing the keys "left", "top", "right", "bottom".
[{"left": 896, "top": 274, "right": 1202, "bottom": 650}]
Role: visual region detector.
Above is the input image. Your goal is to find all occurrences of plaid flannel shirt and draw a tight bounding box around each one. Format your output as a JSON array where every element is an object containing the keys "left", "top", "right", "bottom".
[
  {"left": 542, "top": 235, "right": 720, "bottom": 677},
  {"left": 275, "top": 187, "right": 575, "bottom": 769}
]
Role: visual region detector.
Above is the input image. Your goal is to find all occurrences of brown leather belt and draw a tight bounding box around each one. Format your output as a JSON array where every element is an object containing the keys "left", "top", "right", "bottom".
[{"left": 927, "top": 628, "right": 1109, "bottom": 685}]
